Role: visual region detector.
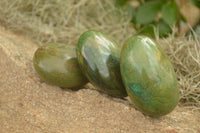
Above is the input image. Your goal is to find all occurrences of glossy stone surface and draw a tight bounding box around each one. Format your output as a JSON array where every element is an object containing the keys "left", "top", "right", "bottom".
[
  {"left": 76, "top": 30, "right": 127, "bottom": 97},
  {"left": 120, "top": 35, "right": 179, "bottom": 117},
  {"left": 33, "top": 43, "right": 88, "bottom": 88}
]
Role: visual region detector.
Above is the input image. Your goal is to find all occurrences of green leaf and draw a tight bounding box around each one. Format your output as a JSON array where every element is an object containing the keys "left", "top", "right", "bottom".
[
  {"left": 136, "top": 0, "right": 165, "bottom": 24},
  {"left": 115, "top": 0, "right": 129, "bottom": 7},
  {"left": 156, "top": 19, "right": 172, "bottom": 37},
  {"left": 139, "top": 25, "right": 155, "bottom": 36},
  {"left": 161, "top": 1, "right": 178, "bottom": 26},
  {"left": 190, "top": 0, "right": 200, "bottom": 9},
  {"left": 139, "top": 20, "right": 172, "bottom": 37}
]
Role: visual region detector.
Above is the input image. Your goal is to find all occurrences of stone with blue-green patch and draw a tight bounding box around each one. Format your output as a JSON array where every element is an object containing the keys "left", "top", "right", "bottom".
[
  {"left": 120, "top": 35, "right": 179, "bottom": 117},
  {"left": 76, "top": 30, "right": 127, "bottom": 97}
]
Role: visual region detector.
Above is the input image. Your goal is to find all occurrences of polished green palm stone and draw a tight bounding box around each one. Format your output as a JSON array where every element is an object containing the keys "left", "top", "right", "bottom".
[
  {"left": 33, "top": 43, "right": 88, "bottom": 88},
  {"left": 120, "top": 35, "right": 179, "bottom": 117},
  {"left": 76, "top": 30, "right": 127, "bottom": 97}
]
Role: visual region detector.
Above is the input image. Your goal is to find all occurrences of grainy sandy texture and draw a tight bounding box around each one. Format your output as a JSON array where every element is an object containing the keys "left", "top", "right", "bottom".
[{"left": 0, "top": 27, "right": 200, "bottom": 133}]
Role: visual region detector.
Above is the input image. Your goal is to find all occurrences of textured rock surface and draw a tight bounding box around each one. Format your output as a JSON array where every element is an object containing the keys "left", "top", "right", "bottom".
[{"left": 0, "top": 27, "right": 199, "bottom": 133}]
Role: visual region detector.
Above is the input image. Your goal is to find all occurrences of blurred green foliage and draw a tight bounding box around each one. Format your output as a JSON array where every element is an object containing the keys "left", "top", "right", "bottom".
[
  {"left": 136, "top": 0, "right": 163, "bottom": 25},
  {"left": 190, "top": 0, "right": 200, "bottom": 9},
  {"left": 115, "top": 0, "right": 200, "bottom": 37}
]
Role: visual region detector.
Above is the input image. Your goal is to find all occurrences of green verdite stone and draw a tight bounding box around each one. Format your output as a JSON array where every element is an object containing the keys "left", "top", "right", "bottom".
[
  {"left": 33, "top": 43, "right": 88, "bottom": 88},
  {"left": 76, "top": 30, "right": 127, "bottom": 97},
  {"left": 120, "top": 35, "right": 179, "bottom": 117}
]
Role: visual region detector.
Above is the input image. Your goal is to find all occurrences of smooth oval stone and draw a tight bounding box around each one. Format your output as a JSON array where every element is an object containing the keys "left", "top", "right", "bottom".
[
  {"left": 33, "top": 43, "right": 88, "bottom": 88},
  {"left": 76, "top": 30, "right": 127, "bottom": 97},
  {"left": 120, "top": 35, "right": 179, "bottom": 117}
]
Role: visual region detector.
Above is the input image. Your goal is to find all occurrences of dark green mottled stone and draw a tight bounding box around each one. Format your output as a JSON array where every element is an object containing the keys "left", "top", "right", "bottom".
[
  {"left": 76, "top": 30, "right": 127, "bottom": 97},
  {"left": 120, "top": 35, "right": 179, "bottom": 117},
  {"left": 33, "top": 43, "right": 88, "bottom": 88}
]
